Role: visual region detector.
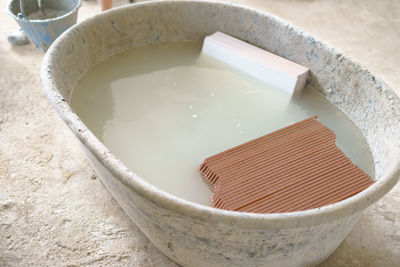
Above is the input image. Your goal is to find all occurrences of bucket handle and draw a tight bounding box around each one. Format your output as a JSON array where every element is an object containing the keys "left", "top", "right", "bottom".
[
  {"left": 18, "top": 0, "right": 43, "bottom": 20},
  {"left": 18, "top": 0, "right": 28, "bottom": 20}
]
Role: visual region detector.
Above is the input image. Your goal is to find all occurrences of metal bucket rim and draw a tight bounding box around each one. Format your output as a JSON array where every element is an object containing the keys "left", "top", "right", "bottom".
[{"left": 7, "top": 0, "right": 82, "bottom": 23}]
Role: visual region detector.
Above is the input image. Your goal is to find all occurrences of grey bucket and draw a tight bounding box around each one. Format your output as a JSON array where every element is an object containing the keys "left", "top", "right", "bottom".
[{"left": 8, "top": 0, "right": 81, "bottom": 51}]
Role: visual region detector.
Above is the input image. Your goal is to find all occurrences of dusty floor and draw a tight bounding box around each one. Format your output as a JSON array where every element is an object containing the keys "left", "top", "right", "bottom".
[{"left": 0, "top": 0, "right": 399, "bottom": 266}]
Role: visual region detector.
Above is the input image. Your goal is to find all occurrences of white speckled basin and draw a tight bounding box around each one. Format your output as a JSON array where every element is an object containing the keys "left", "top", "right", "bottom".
[{"left": 41, "top": 1, "right": 400, "bottom": 266}]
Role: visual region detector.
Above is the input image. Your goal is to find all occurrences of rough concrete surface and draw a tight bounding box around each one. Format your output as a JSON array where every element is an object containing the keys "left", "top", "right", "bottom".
[{"left": 0, "top": 0, "right": 399, "bottom": 266}]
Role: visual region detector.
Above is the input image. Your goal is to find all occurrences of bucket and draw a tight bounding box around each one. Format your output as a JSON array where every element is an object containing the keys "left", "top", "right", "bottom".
[{"left": 7, "top": 0, "right": 81, "bottom": 51}]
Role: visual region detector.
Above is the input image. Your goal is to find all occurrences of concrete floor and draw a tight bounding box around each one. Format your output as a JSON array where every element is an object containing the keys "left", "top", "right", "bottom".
[{"left": 0, "top": 0, "right": 399, "bottom": 266}]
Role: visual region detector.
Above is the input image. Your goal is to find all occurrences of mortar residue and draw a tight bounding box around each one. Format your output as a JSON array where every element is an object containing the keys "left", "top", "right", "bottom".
[{"left": 27, "top": 9, "right": 67, "bottom": 20}]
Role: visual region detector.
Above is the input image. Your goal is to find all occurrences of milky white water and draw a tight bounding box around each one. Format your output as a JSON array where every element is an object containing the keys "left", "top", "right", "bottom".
[{"left": 71, "top": 42, "right": 374, "bottom": 206}]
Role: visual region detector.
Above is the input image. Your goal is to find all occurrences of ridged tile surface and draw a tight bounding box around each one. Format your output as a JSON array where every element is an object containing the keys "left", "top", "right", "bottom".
[{"left": 201, "top": 117, "right": 375, "bottom": 213}]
